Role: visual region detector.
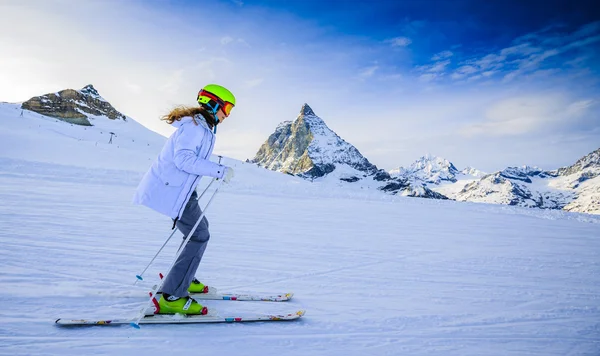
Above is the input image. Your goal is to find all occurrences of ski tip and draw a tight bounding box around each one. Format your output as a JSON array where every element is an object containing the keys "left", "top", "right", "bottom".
[
  {"left": 130, "top": 322, "right": 141, "bottom": 329},
  {"left": 55, "top": 318, "right": 61, "bottom": 324},
  {"left": 135, "top": 275, "right": 143, "bottom": 281}
]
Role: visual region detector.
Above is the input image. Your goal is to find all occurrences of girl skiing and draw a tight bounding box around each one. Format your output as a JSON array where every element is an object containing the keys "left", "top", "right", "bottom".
[{"left": 133, "top": 84, "right": 236, "bottom": 314}]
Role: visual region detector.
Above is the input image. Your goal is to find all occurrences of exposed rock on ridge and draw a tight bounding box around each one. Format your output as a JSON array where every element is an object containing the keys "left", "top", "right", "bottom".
[{"left": 21, "top": 84, "right": 126, "bottom": 126}]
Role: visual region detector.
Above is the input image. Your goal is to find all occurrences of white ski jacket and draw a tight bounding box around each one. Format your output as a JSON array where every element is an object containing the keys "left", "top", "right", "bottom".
[{"left": 133, "top": 115, "right": 226, "bottom": 220}]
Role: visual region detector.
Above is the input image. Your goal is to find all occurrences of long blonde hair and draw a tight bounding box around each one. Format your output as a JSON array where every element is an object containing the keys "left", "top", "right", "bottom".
[{"left": 161, "top": 106, "right": 216, "bottom": 128}]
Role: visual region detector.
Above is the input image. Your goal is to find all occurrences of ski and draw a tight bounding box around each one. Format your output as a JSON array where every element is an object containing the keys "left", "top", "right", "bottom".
[
  {"left": 189, "top": 290, "right": 293, "bottom": 302},
  {"left": 151, "top": 280, "right": 293, "bottom": 302},
  {"left": 55, "top": 310, "right": 305, "bottom": 326}
]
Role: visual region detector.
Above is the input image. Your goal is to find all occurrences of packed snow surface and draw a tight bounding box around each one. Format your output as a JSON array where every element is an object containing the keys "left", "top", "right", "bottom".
[{"left": 1, "top": 103, "right": 599, "bottom": 355}]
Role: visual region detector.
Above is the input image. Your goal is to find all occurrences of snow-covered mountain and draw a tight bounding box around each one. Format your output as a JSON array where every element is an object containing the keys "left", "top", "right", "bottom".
[
  {"left": 453, "top": 152, "right": 600, "bottom": 214},
  {"left": 554, "top": 148, "right": 600, "bottom": 177},
  {"left": 549, "top": 148, "right": 600, "bottom": 214},
  {"left": 252, "top": 104, "right": 383, "bottom": 180},
  {"left": 455, "top": 169, "right": 574, "bottom": 209},
  {"left": 388, "top": 153, "right": 599, "bottom": 215},
  {"left": 390, "top": 154, "right": 461, "bottom": 184},
  {"left": 461, "top": 166, "right": 486, "bottom": 177}
]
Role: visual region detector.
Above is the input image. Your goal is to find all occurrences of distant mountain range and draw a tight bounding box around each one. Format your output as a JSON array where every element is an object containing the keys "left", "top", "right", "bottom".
[{"left": 252, "top": 104, "right": 599, "bottom": 215}]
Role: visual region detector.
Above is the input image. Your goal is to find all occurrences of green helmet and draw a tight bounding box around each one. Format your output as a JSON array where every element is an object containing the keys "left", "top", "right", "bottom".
[{"left": 197, "top": 84, "right": 236, "bottom": 116}]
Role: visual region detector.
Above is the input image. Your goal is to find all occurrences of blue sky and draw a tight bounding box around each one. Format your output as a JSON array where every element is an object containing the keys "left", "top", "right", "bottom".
[{"left": 1, "top": 0, "right": 599, "bottom": 172}]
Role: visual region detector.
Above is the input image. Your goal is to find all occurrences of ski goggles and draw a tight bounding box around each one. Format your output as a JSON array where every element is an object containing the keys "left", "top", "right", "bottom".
[{"left": 197, "top": 90, "right": 235, "bottom": 117}]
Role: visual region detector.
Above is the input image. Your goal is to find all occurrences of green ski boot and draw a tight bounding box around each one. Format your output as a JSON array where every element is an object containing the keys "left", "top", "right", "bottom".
[
  {"left": 157, "top": 294, "right": 208, "bottom": 315},
  {"left": 188, "top": 278, "right": 209, "bottom": 294}
]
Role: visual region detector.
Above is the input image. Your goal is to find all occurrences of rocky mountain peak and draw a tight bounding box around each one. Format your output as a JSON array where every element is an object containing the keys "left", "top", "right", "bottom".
[
  {"left": 80, "top": 84, "right": 103, "bottom": 100},
  {"left": 252, "top": 103, "right": 379, "bottom": 179},
  {"left": 301, "top": 103, "right": 316, "bottom": 116},
  {"left": 21, "top": 85, "right": 126, "bottom": 126}
]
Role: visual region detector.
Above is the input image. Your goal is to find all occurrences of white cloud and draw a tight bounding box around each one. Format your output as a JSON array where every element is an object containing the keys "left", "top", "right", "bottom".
[
  {"left": 221, "top": 36, "right": 234, "bottom": 45},
  {"left": 359, "top": 65, "right": 379, "bottom": 78},
  {"left": 451, "top": 65, "right": 478, "bottom": 80},
  {"left": 427, "top": 60, "right": 451, "bottom": 73},
  {"left": 416, "top": 58, "right": 452, "bottom": 82},
  {"left": 474, "top": 53, "right": 506, "bottom": 70},
  {"left": 565, "top": 99, "right": 595, "bottom": 117},
  {"left": 379, "top": 73, "right": 403, "bottom": 81},
  {"left": 418, "top": 73, "right": 438, "bottom": 82},
  {"left": 237, "top": 38, "right": 252, "bottom": 48},
  {"left": 432, "top": 50, "right": 453, "bottom": 61},
  {"left": 452, "top": 21, "right": 600, "bottom": 83},
  {"left": 388, "top": 36, "right": 412, "bottom": 47},
  {"left": 460, "top": 94, "right": 595, "bottom": 137},
  {"left": 500, "top": 43, "right": 541, "bottom": 57}
]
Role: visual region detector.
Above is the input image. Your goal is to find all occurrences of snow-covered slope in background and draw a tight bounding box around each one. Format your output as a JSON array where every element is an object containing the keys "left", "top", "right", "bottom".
[
  {"left": 550, "top": 148, "right": 600, "bottom": 214},
  {"left": 453, "top": 159, "right": 599, "bottom": 213},
  {"left": 0, "top": 99, "right": 165, "bottom": 172},
  {"left": 1, "top": 94, "right": 600, "bottom": 356},
  {"left": 390, "top": 154, "right": 599, "bottom": 214}
]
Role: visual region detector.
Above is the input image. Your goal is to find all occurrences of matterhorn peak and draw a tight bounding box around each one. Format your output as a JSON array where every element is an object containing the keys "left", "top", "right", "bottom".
[
  {"left": 253, "top": 103, "right": 378, "bottom": 178},
  {"left": 300, "top": 103, "right": 316, "bottom": 116}
]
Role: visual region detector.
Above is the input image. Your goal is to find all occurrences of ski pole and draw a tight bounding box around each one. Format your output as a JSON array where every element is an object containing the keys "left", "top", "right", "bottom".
[
  {"left": 133, "top": 178, "right": 217, "bottom": 284},
  {"left": 131, "top": 179, "right": 224, "bottom": 329}
]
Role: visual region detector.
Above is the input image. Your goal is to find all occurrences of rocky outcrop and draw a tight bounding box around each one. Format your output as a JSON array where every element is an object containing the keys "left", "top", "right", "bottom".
[
  {"left": 21, "top": 84, "right": 126, "bottom": 126},
  {"left": 380, "top": 177, "right": 448, "bottom": 199},
  {"left": 555, "top": 148, "right": 600, "bottom": 178},
  {"left": 499, "top": 166, "right": 552, "bottom": 183}
]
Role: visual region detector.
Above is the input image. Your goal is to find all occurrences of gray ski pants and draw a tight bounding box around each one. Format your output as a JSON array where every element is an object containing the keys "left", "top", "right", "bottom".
[{"left": 161, "top": 190, "right": 210, "bottom": 297}]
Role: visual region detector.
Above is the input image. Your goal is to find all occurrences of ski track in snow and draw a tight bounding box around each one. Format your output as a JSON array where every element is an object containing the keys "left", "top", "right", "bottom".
[{"left": 1, "top": 159, "right": 599, "bottom": 356}]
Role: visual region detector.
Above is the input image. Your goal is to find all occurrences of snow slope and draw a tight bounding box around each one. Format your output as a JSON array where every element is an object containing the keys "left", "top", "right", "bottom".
[
  {"left": 0, "top": 102, "right": 165, "bottom": 171},
  {"left": 1, "top": 104, "right": 600, "bottom": 356}
]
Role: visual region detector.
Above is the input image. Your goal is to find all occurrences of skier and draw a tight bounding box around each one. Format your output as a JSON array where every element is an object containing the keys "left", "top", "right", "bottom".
[{"left": 133, "top": 84, "right": 236, "bottom": 315}]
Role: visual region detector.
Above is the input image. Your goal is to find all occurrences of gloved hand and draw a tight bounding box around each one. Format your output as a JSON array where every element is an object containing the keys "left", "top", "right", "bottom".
[{"left": 222, "top": 166, "right": 235, "bottom": 184}]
